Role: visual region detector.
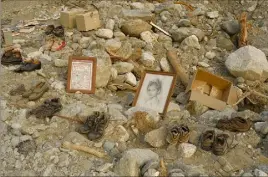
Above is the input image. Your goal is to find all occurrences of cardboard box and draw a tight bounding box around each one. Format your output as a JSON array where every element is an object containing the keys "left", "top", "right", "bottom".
[
  {"left": 60, "top": 9, "right": 85, "bottom": 28},
  {"left": 186, "top": 68, "right": 238, "bottom": 111},
  {"left": 75, "top": 10, "right": 101, "bottom": 31}
]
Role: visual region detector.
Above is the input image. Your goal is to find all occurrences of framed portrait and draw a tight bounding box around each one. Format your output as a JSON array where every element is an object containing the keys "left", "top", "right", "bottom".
[
  {"left": 133, "top": 70, "right": 177, "bottom": 115},
  {"left": 66, "top": 56, "right": 97, "bottom": 94}
]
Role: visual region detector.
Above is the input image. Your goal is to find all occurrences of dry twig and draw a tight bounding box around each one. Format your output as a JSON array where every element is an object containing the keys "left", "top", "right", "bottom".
[{"left": 238, "top": 12, "right": 248, "bottom": 48}]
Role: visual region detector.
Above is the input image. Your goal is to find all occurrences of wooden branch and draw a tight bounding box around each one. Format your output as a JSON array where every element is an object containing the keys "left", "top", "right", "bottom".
[
  {"left": 238, "top": 12, "right": 248, "bottom": 48},
  {"left": 167, "top": 49, "right": 189, "bottom": 87},
  {"left": 232, "top": 91, "right": 251, "bottom": 106},
  {"left": 62, "top": 141, "right": 107, "bottom": 158}
]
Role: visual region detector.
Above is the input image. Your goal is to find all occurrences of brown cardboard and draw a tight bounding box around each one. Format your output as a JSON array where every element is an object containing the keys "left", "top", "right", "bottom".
[
  {"left": 75, "top": 10, "right": 101, "bottom": 31},
  {"left": 186, "top": 68, "right": 238, "bottom": 111},
  {"left": 60, "top": 9, "right": 85, "bottom": 28}
]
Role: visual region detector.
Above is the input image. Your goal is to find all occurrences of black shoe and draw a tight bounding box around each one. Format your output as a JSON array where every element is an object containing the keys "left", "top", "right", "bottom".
[
  {"left": 14, "top": 59, "right": 41, "bottom": 73},
  {"left": 53, "top": 26, "right": 64, "bottom": 37},
  {"left": 45, "top": 25, "right": 55, "bottom": 35},
  {"left": 1, "top": 48, "right": 23, "bottom": 66}
]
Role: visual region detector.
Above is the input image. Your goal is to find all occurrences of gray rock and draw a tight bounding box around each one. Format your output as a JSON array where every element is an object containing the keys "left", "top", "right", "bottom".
[
  {"left": 167, "top": 102, "right": 181, "bottom": 112},
  {"left": 186, "top": 101, "right": 209, "bottom": 116},
  {"left": 108, "top": 40, "right": 133, "bottom": 59},
  {"left": 54, "top": 59, "right": 68, "bottom": 67},
  {"left": 160, "top": 57, "right": 172, "bottom": 72},
  {"left": 113, "top": 62, "right": 134, "bottom": 74},
  {"left": 108, "top": 108, "right": 127, "bottom": 121},
  {"left": 221, "top": 20, "right": 240, "bottom": 35},
  {"left": 205, "top": 51, "right": 216, "bottom": 59},
  {"left": 103, "top": 141, "right": 116, "bottom": 152},
  {"left": 242, "top": 172, "right": 253, "bottom": 177},
  {"left": 105, "top": 39, "right": 122, "bottom": 52},
  {"left": 216, "top": 36, "right": 234, "bottom": 51},
  {"left": 176, "top": 92, "right": 190, "bottom": 104},
  {"left": 121, "top": 19, "right": 152, "bottom": 37},
  {"left": 96, "top": 163, "right": 113, "bottom": 173},
  {"left": 206, "top": 11, "right": 219, "bottom": 19},
  {"left": 141, "top": 51, "right": 155, "bottom": 67},
  {"left": 111, "top": 125, "right": 130, "bottom": 142},
  {"left": 141, "top": 160, "right": 160, "bottom": 175},
  {"left": 254, "top": 122, "right": 268, "bottom": 135},
  {"left": 144, "top": 126, "right": 167, "bottom": 148},
  {"left": 114, "top": 31, "right": 126, "bottom": 40},
  {"left": 225, "top": 45, "right": 268, "bottom": 81},
  {"left": 181, "top": 35, "right": 201, "bottom": 50},
  {"left": 177, "top": 19, "right": 191, "bottom": 27},
  {"left": 254, "top": 169, "right": 268, "bottom": 177},
  {"left": 170, "top": 172, "right": 185, "bottom": 177},
  {"left": 125, "top": 72, "right": 137, "bottom": 86},
  {"left": 260, "top": 111, "right": 268, "bottom": 121},
  {"left": 95, "top": 29, "right": 113, "bottom": 39},
  {"left": 166, "top": 110, "right": 191, "bottom": 121},
  {"left": 122, "top": 9, "right": 154, "bottom": 21},
  {"left": 261, "top": 48, "right": 268, "bottom": 57},
  {"left": 178, "top": 143, "right": 197, "bottom": 158},
  {"left": 131, "top": 2, "right": 145, "bottom": 9},
  {"left": 143, "top": 169, "right": 160, "bottom": 177},
  {"left": 114, "top": 149, "right": 159, "bottom": 176},
  {"left": 105, "top": 19, "right": 115, "bottom": 30},
  {"left": 141, "top": 31, "right": 158, "bottom": 44},
  {"left": 83, "top": 49, "right": 112, "bottom": 88},
  {"left": 171, "top": 27, "right": 205, "bottom": 42}
]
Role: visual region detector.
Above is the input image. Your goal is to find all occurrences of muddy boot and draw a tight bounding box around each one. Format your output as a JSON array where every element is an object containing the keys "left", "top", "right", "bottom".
[
  {"left": 166, "top": 124, "right": 190, "bottom": 145},
  {"left": 216, "top": 117, "right": 252, "bottom": 132},
  {"left": 45, "top": 25, "right": 55, "bottom": 35},
  {"left": 201, "top": 130, "right": 215, "bottom": 151},
  {"left": 1, "top": 48, "right": 23, "bottom": 66},
  {"left": 53, "top": 25, "right": 64, "bottom": 37},
  {"left": 212, "top": 134, "right": 229, "bottom": 156}
]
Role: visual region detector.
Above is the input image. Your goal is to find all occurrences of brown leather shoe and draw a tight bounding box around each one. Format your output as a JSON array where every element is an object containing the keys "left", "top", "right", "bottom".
[
  {"left": 216, "top": 117, "right": 252, "bottom": 132},
  {"left": 14, "top": 59, "right": 41, "bottom": 73},
  {"left": 1, "top": 48, "right": 23, "bottom": 66},
  {"left": 212, "top": 134, "right": 229, "bottom": 156},
  {"left": 45, "top": 25, "right": 55, "bottom": 35},
  {"left": 201, "top": 130, "right": 215, "bottom": 151}
]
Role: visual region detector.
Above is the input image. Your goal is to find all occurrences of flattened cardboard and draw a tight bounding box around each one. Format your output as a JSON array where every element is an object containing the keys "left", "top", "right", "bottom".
[{"left": 186, "top": 68, "right": 238, "bottom": 111}]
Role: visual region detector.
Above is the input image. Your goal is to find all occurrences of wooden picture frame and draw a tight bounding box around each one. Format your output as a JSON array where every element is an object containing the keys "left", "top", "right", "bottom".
[
  {"left": 132, "top": 70, "right": 177, "bottom": 115},
  {"left": 66, "top": 56, "right": 97, "bottom": 94}
]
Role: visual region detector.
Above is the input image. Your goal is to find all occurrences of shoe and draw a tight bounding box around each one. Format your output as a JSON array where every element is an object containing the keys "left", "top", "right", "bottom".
[
  {"left": 201, "top": 130, "right": 215, "bottom": 151},
  {"left": 14, "top": 59, "right": 41, "bottom": 73},
  {"left": 212, "top": 134, "right": 229, "bottom": 156},
  {"left": 29, "top": 98, "right": 62, "bottom": 119},
  {"left": 28, "top": 82, "right": 49, "bottom": 101},
  {"left": 45, "top": 25, "right": 55, "bottom": 35},
  {"left": 10, "top": 84, "right": 26, "bottom": 96},
  {"left": 1, "top": 48, "right": 23, "bottom": 66},
  {"left": 53, "top": 26, "right": 64, "bottom": 37},
  {"left": 50, "top": 38, "right": 66, "bottom": 51},
  {"left": 216, "top": 117, "right": 252, "bottom": 132},
  {"left": 166, "top": 124, "right": 190, "bottom": 145}
]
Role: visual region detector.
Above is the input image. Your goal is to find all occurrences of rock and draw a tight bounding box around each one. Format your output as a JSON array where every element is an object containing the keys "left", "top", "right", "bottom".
[
  {"left": 96, "top": 163, "right": 113, "bottom": 172},
  {"left": 113, "top": 62, "right": 134, "bottom": 74},
  {"left": 114, "top": 149, "right": 159, "bottom": 176},
  {"left": 178, "top": 143, "right": 197, "bottom": 158},
  {"left": 247, "top": 1, "right": 258, "bottom": 12},
  {"left": 27, "top": 51, "right": 42, "bottom": 59},
  {"left": 111, "top": 125, "right": 130, "bottom": 142},
  {"left": 40, "top": 54, "right": 52, "bottom": 61},
  {"left": 254, "top": 122, "right": 268, "bottom": 135},
  {"left": 131, "top": 2, "right": 145, "bottom": 9},
  {"left": 110, "top": 67, "right": 118, "bottom": 81},
  {"left": 177, "top": 19, "right": 191, "bottom": 27},
  {"left": 166, "top": 110, "right": 191, "bottom": 121},
  {"left": 254, "top": 169, "right": 268, "bottom": 177},
  {"left": 11, "top": 136, "right": 20, "bottom": 147},
  {"left": 225, "top": 45, "right": 268, "bottom": 81},
  {"left": 140, "top": 31, "right": 158, "bottom": 44},
  {"left": 145, "top": 126, "right": 167, "bottom": 148},
  {"left": 198, "top": 62, "right": 210, "bottom": 68},
  {"left": 105, "top": 19, "right": 115, "bottom": 30},
  {"left": 216, "top": 36, "right": 234, "bottom": 51},
  {"left": 114, "top": 31, "right": 126, "bottom": 40},
  {"left": 141, "top": 51, "right": 155, "bottom": 67},
  {"left": 125, "top": 72, "right": 137, "bottom": 86},
  {"left": 108, "top": 108, "right": 127, "bottom": 121},
  {"left": 141, "top": 160, "right": 160, "bottom": 175},
  {"left": 54, "top": 59, "right": 68, "bottom": 67},
  {"left": 27, "top": 101, "right": 36, "bottom": 108},
  {"left": 121, "top": 19, "right": 152, "bottom": 37},
  {"left": 160, "top": 57, "right": 172, "bottom": 72},
  {"left": 242, "top": 172, "right": 254, "bottom": 177},
  {"left": 79, "top": 37, "right": 91, "bottom": 45},
  {"left": 95, "top": 29, "right": 113, "bottom": 39},
  {"left": 103, "top": 141, "right": 116, "bottom": 152},
  {"left": 171, "top": 27, "right": 205, "bottom": 42},
  {"left": 188, "top": 130, "right": 200, "bottom": 145},
  {"left": 125, "top": 107, "right": 160, "bottom": 123},
  {"left": 122, "top": 9, "right": 154, "bottom": 21},
  {"left": 176, "top": 92, "right": 190, "bottom": 104},
  {"left": 83, "top": 49, "right": 112, "bottom": 88},
  {"left": 108, "top": 40, "right": 133, "bottom": 59},
  {"left": 221, "top": 20, "right": 240, "bottom": 35},
  {"left": 143, "top": 169, "right": 160, "bottom": 177},
  {"left": 186, "top": 101, "right": 209, "bottom": 116},
  {"left": 181, "top": 35, "right": 201, "bottom": 50},
  {"left": 170, "top": 172, "right": 185, "bottom": 177},
  {"left": 167, "top": 102, "right": 181, "bottom": 112},
  {"left": 206, "top": 11, "right": 219, "bottom": 18},
  {"left": 261, "top": 48, "right": 268, "bottom": 57},
  {"left": 105, "top": 39, "right": 122, "bottom": 52},
  {"left": 11, "top": 123, "right": 22, "bottom": 130}
]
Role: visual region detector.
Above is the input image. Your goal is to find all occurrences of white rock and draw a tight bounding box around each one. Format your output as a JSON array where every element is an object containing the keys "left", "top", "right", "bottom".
[
  {"left": 198, "top": 62, "right": 210, "bottom": 68},
  {"left": 71, "top": 43, "right": 80, "bottom": 50},
  {"left": 140, "top": 31, "right": 158, "bottom": 44},
  {"left": 54, "top": 59, "right": 68, "bottom": 67},
  {"left": 11, "top": 123, "right": 22, "bottom": 130},
  {"left": 178, "top": 143, "right": 197, "bottom": 158},
  {"left": 254, "top": 122, "right": 268, "bottom": 135},
  {"left": 206, "top": 11, "right": 219, "bottom": 18},
  {"left": 27, "top": 51, "right": 42, "bottom": 59},
  {"left": 144, "top": 126, "right": 167, "bottom": 148},
  {"left": 225, "top": 45, "right": 268, "bottom": 81},
  {"left": 160, "top": 58, "right": 172, "bottom": 72},
  {"left": 112, "top": 125, "right": 130, "bottom": 142},
  {"left": 205, "top": 51, "right": 216, "bottom": 59},
  {"left": 110, "top": 67, "right": 118, "bottom": 80},
  {"left": 144, "top": 169, "right": 160, "bottom": 177},
  {"left": 105, "top": 19, "right": 115, "bottom": 30},
  {"left": 40, "top": 54, "right": 52, "bottom": 61},
  {"left": 113, "top": 62, "right": 134, "bottom": 74},
  {"left": 109, "top": 108, "right": 127, "bottom": 121},
  {"left": 105, "top": 39, "right": 122, "bottom": 51},
  {"left": 96, "top": 29, "right": 113, "bottom": 39},
  {"left": 79, "top": 37, "right": 91, "bottom": 45},
  {"left": 254, "top": 169, "right": 268, "bottom": 177},
  {"left": 11, "top": 136, "right": 20, "bottom": 147},
  {"left": 96, "top": 163, "right": 113, "bottom": 172},
  {"left": 51, "top": 80, "right": 65, "bottom": 90},
  {"left": 141, "top": 51, "right": 155, "bottom": 67},
  {"left": 181, "top": 35, "right": 201, "bottom": 50},
  {"left": 167, "top": 102, "right": 181, "bottom": 112},
  {"left": 131, "top": 2, "right": 145, "bottom": 9},
  {"left": 27, "top": 101, "right": 36, "bottom": 108},
  {"left": 125, "top": 72, "right": 137, "bottom": 86}
]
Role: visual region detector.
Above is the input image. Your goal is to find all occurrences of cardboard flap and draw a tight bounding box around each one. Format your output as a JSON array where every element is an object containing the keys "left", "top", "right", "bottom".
[{"left": 227, "top": 86, "right": 239, "bottom": 105}]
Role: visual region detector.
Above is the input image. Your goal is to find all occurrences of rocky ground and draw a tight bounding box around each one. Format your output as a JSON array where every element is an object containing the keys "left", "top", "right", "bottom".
[{"left": 1, "top": 0, "right": 268, "bottom": 176}]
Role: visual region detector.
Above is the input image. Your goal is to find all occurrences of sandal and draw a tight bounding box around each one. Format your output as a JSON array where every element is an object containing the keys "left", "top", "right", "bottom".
[
  {"left": 212, "top": 134, "right": 229, "bottom": 156},
  {"left": 216, "top": 117, "right": 252, "bottom": 132},
  {"left": 200, "top": 130, "right": 215, "bottom": 151}
]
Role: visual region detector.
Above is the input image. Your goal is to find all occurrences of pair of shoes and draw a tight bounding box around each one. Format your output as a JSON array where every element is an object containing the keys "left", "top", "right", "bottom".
[
  {"left": 44, "top": 36, "right": 66, "bottom": 51},
  {"left": 28, "top": 98, "right": 62, "bottom": 119},
  {"left": 78, "top": 112, "right": 109, "bottom": 141},
  {"left": 216, "top": 117, "right": 252, "bottom": 132},
  {"left": 1, "top": 47, "right": 23, "bottom": 66},
  {"left": 45, "top": 25, "right": 64, "bottom": 37},
  {"left": 9, "top": 84, "right": 26, "bottom": 96},
  {"left": 22, "top": 82, "right": 49, "bottom": 101},
  {"left": 14, "top": 59, "right": 41, "bottom": 73},
  {"left": 201, "top": 130, "right": 229, "bottom": 156},
  {"left": 166, "top": 124, "right": 190, "bottom": 145}
]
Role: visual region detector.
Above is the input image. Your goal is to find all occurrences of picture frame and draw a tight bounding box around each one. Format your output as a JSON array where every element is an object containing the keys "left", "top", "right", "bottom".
[
  {"left": 132, "top": 70, "right": 177, "bottom": 115},
  {"left": 66, "top": 56, "right": 97, "bottom": 94}
]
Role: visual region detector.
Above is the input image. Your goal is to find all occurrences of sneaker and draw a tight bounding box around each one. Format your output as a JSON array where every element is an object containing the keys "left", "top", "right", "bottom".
[
  {"left": 14, "top": 59, "right": 41, "bottom": 73},
  {"left": 201, "top": 130, "right": 215, "bottom": 151},
  {"left": 216, "top": 117, "right": 252, "bottom": 132},
  {"left": 212, "top": 134, "right": 229, "bottom": 156},
  {"left": 166, "top": 124, "right": 190, "bottom": 145}
]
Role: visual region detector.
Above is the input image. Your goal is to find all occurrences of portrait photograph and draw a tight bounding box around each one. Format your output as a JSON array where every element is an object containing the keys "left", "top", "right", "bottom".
[
  {"left": 67, "top": 56, "right": 97, "bottom": 94},
  {"left": 133, "top": 71, "right": 177, "bottom": 115}
]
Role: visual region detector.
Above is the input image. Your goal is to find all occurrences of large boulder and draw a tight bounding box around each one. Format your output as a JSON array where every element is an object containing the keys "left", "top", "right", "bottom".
[{"left": 225, "top": 45, "right": 268, "bottom": 81}]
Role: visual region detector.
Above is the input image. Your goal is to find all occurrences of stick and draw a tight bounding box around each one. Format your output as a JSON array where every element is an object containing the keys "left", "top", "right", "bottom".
[
  {"left": 166, "top": 49, "right": 189, "bottom": 87},
  {"left": 232, "top": 91, "right": 251, "bottom": 106},
  {"left": 150, "top": 22, "right": 171, "bottom": 37},
  {"left": 62, "top": 141, "right": 107, "bottom": 158}
]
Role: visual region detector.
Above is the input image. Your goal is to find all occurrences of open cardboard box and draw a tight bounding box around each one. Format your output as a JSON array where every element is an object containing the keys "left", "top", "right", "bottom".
[{"left": 185, "top": 68, "right": 238, "bottom": 111}]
